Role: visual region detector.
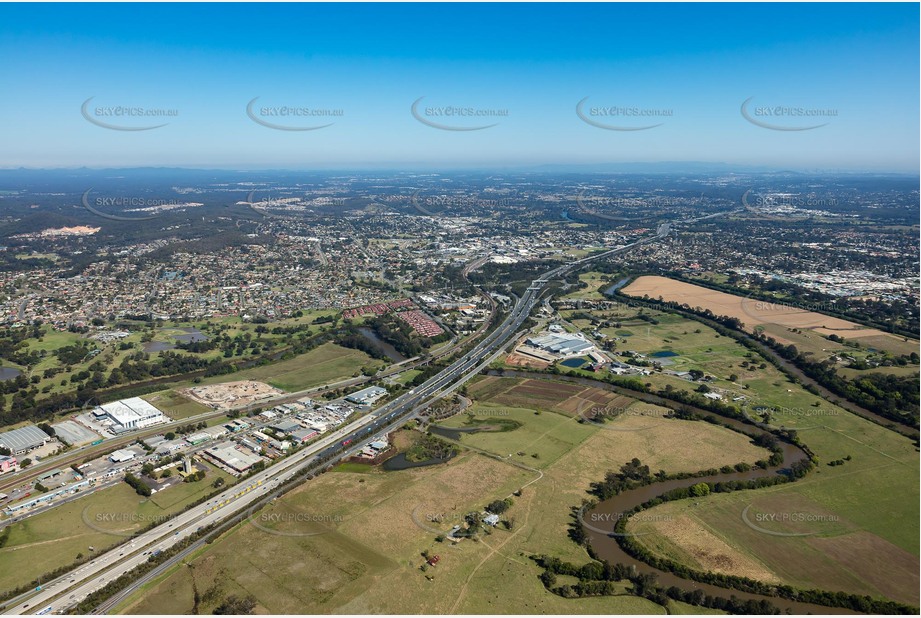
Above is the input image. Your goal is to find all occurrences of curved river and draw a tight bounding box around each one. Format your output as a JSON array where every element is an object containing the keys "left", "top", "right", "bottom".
[
  {"left": 582, "top": 414, "right": 858, "bottom": 614},
  {"left": 489, "top": 370, "right": 860, "bottom": 614}
]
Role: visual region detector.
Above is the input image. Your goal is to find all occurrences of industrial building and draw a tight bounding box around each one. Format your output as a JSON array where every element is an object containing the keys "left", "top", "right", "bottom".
[
  {"left": 345, "top": 386, "right": 388, "bottom": 406},
  {"left": 92, "top": 397, "right": 167, "bottom": 432},
  {"left": 109, "top": 449, "right": 137, "bottom": 463},
  {"left": 224, "top": 419, "right": 250, "bottom": 433},
  {"left": 204, "top": 441, "right": 263, "bottom": 474},
  {"left": 289, "top": 428, "right": 319, "bottom": 443},
  {"left": 525, "top": 332, "right": 595, "bottom": 357},
  {"left": 185, "top": 425, "right": 228, "bottom": 446},
  {"left": 269, "top": 419, "right": 302, "bottom": 435},
  {"left": 4, "top": 480, "right": 90, "bottom": 515},
  {"left": 51, "top": 420, "right": 101, "bottom": 447},
  {"left": 0, "top": 425, "right": 50, "bottom": 455}
]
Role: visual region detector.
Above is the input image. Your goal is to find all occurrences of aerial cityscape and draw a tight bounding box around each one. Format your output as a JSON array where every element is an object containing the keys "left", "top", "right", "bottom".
[{"left": 0, "top": 2, "right": 917, "bottom": 617}]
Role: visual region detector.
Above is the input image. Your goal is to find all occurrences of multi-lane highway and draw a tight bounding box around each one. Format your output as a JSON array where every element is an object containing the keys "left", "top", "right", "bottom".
[{"left": 6, "top": 222, "right": 678, "bottom": 615}]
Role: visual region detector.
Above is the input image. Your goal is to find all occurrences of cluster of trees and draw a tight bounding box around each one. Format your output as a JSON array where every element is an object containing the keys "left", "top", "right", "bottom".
[
  {"left": 54, "top": 342, "right": 97, "bottom": 365},
  {"left": 168, "top": 421, "right": 208, "bottom": 438},
  {"left": 184, "top": 469, "right": 207, "bottom": 483},
  {"left": 213, "top": 594, "right": 256, "bottom": 614},
  {"left": 109, "top": 351, "right": 221, "bottom": 384},
  {"left": 756, "top": 332, "right": 919, "bottom": 426},
  {"left": 617, "top": 289, "right": 919, "bottom": 429},
  {"left": 364, "top": 314, "right": 426, "bottom": 358},
  {"left": 124, "top": 472, "right": 152, "bottom": 497},
  {"left": 486, "top": 497, "right": 513, "bottom": 515},
  {"left": 589, "top": 458, "right": 654, "bottom": 501},
  {"left": 0, "top": 322, "right": 45, "bottom": 367},
  {"left": 405, "top": 433, "right": 458, "bottom": 463},
  {"left": 534, "top": 555, "right": 781, "bottom": 613},
  {"left": 336, "top": 329, "right": 390, "bottom": 361}
]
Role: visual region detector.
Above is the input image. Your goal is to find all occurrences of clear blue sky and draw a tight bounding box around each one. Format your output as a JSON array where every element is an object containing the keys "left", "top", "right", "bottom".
[{"left": 0, "top": 3, "right": 917, "bottom": 171}]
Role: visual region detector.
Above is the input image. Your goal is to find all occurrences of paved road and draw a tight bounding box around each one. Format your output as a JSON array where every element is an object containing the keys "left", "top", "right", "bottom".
[{"left": 5, "top": 224, "right": 676, "bottom": 615}]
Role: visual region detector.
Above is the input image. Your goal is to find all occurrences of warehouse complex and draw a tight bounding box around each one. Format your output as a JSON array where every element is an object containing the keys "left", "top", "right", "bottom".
[
  {"left": 91, "top": 397, "right": 168, "bottom": 432},
  {"left": 525, "top": 332, "right": 595, "bottom": 357},
  {"left": 204, "top": 441, "right": 264, "bottom": 474},
  {"left": 0, "top": 425, "right": 50, "bottom": 455},
  {"left": 345, "top": 386, "right": 388, "bottom": 406}
]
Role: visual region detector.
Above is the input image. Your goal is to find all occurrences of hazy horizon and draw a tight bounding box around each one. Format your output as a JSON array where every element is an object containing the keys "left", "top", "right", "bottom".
[{"left": 0, "top": 3, "right": 918, "bottom": 172}]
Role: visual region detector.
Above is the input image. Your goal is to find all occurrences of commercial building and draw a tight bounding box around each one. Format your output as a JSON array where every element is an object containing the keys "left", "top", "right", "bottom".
[
  {"left": 0, "top": 454, "right": 18, "bottom": 474},
  {"left": 345, "top": 386, "right": 388, "bottom": 406},
  {"left": 0, "top": 425, "right": 50, "bottom": 455},
  {"left": 92, "top": 397, "right": 167, "bottom": 432}
]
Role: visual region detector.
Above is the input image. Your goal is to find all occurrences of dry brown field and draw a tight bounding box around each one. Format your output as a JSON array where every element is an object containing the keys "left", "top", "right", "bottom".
[{"left": 622, "top": 276, "right": 916, "bottom": 355}]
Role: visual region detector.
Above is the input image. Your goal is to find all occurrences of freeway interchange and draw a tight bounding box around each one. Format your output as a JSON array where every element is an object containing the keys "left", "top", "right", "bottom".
[{"left": 5, "top": 221, "right": 677, "bottom": 616}]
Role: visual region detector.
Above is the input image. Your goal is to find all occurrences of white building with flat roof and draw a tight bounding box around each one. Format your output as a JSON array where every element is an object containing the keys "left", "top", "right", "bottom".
[
  {"left": 94, "top": 397, "right": 167, "bottom": 431},
  {"left": 345, "top": 386, "right": 387, "bottom": 406},
  {"left": 526, "top": 332, "right": 595, "bottom": 357},
  {"left": 109, "top": 449, "right": 136, "bottom": 463}
]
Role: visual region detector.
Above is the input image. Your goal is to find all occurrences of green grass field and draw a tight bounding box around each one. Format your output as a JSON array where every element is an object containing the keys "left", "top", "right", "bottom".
[
  {"left": 391, "top": 368, "right": 422, "bottom": 385},
  {"left": 113, "top": 376, "right": 773, "bottom": 615},
  {"left": 555, "top": 308, "right": 921, "bottom": 607},
  {"left": 228, "top": 342, "right": 379, "bottom": 391},
  {"left": 437, "top": 404, "right": 596, "bottom": 469},
  {"left": 561, "top": 271, "right": 614, "bottom": 301},
  {"left": 0, "top": 463, "right": 234, "bottom": 594},
  {"left": 141, "top": 390, "right": 210, "bottom": 419}
]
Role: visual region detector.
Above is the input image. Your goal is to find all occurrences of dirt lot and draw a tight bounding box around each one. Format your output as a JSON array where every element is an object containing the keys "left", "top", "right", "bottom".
[
  {"left": 182, "top": 380, "right": 283, "bottom": 409},
  {"left": 469, "top": 376, "right": 641, "bottom": 419},
  {"left": 504, "top": 351, "right": 550, "bottom": 369}
]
